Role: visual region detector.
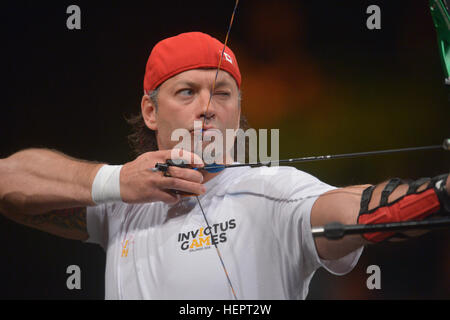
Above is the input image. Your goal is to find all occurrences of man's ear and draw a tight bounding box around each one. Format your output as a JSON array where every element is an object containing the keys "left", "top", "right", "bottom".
[{"left": 141, "top": 94, "right": 158, "bottom": 131}]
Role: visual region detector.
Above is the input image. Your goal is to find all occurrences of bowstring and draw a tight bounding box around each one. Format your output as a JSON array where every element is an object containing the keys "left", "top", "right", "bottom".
[
  {"left": 195, "top": 196, "right": 238, "bottom": 300},
  {"left": 196, "top": 0, "right": 240, "bottom": 300},
  {"left": 202, "top": 0, "right": 239, "bottom": 128}
]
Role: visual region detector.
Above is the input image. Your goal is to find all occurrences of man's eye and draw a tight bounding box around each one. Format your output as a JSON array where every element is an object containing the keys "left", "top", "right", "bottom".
[
  {"left": 213, "top": 91, "right": 231, "bottom": 97},
  {"left": 178, "top": 89, "right": 194, "bottom": 96}
]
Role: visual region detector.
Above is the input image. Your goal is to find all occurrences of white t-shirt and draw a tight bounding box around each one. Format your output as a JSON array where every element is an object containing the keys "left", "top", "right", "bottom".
[{"left": 86, "top": 165, "right": 363, "bottom": 300}]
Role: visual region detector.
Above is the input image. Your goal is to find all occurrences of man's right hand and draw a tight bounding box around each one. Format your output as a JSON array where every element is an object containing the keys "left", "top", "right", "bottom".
[
  {"left": 120, "top": 149, "right": 206, "bottom": 204},
  {"left": 0, "top": 148, "right": 206, "bottom": 241}
]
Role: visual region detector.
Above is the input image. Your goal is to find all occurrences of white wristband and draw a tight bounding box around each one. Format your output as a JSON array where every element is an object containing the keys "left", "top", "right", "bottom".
[{"left": 91, "top": 165, "right": 123, "bottom": 204}]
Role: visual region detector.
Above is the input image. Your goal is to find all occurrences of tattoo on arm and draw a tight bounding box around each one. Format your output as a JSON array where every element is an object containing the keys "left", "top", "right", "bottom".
[{"left": 12, "top": 207, "right": 88, "bottom": 241}]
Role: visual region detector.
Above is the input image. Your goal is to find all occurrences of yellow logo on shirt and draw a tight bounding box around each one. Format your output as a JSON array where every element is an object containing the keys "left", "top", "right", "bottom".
[
  {"left": 120, "top": 236, "right": 134, "bottom": 257},
  {"left": 177, "top": 219, "right": 236, "bottom": 252},
  {"left": 121, "top": 240, "right": 129, "bottom": 257}
]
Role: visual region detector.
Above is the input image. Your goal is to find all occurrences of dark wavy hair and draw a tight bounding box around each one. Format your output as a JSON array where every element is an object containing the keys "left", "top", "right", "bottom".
[{"left": 126, "top": 88, "right": 249, "bottom": 159}]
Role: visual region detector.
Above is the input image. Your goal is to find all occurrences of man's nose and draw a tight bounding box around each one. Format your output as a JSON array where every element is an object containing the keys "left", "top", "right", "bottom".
[{"left": 195, "top": 89, "right": 215, "bottom": 122}]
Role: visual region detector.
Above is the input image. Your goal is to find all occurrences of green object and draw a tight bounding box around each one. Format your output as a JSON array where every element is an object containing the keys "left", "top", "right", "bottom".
[{"left": 430, "top": 0, "right": 450, "bottom": 85}]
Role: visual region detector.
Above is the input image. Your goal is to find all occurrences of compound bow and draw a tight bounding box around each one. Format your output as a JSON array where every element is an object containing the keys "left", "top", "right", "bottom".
[{"left": 152, "top": 0, "right": 450, "bottom": 299}]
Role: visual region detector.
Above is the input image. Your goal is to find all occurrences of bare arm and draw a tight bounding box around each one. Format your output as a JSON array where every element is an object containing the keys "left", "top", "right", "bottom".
[
  {"left": 0, "top": 148, "right": 104, "bottom": 215},
  {"left": 310, "top": 185, "right": 371, "bottom": 260},
  {"left": 0, "top": 148, "right": 206, "bottom": 241},
  {"left": 0, "top": 149, "right": 103, "bottom": 241},
  {"left": 311, "top": 175, "right": 450, "bottom": 260},
  {"left": 1, "top": 207, "right": 88, "bottom": 241}
]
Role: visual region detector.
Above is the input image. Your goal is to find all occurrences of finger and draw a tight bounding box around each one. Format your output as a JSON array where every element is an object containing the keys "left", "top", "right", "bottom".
[
  {"left": 167, "top": 166, "right": 204, "bottom": 184},
  {"left": 167, "top": 149, "right": 204, "bottom": 168},
  {"left": 158, "top": 177, "right": 206, "bottom": 195},
  {"left": 152, "top": 189, "right": 180, "bottom": 205}
]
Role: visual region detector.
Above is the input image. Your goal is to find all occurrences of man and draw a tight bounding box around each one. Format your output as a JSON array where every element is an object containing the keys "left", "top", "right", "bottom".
[{"left": 0, "top": 32, "right": 449, "bottom": 299}]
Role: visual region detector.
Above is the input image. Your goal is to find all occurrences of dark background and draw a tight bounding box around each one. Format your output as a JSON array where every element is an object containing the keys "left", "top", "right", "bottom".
[{"left": 1, "top": 0, "right": 449, "bottom": 299}]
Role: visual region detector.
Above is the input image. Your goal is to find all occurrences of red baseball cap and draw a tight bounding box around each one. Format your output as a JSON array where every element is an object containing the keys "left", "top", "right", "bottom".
[{"left": 143, "top": 32, "right": 241, "bottom": 92}]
